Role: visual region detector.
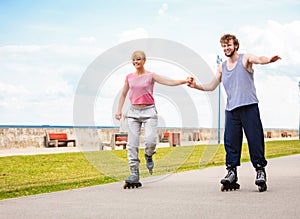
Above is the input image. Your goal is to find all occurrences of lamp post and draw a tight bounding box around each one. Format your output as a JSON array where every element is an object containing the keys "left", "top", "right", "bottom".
[{"left": 216, "top": 55, "right": 222, "bottom": 144}]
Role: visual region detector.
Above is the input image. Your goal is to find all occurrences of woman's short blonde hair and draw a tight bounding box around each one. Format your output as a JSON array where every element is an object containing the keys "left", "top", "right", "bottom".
[{"left": 131, "top": 50, "right": 146, "bottom": 60}]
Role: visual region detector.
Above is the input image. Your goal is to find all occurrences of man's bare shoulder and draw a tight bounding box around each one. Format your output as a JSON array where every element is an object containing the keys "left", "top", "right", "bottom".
[{"left": 242, "top": 53, "right": 253, "bottom": 61}]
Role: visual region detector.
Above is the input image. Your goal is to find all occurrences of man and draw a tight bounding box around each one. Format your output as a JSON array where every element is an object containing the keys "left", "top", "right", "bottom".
[{"left": 188, "top": 34, "right": 281, "bottom": 192}]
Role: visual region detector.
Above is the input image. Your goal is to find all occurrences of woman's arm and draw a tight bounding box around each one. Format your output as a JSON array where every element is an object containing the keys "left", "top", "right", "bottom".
[
  {"left": 115, "top": 81, "right": 129, "bottom": 120},
  {"left": 152, "top": 73, "right": 187, "bottom": 86}
]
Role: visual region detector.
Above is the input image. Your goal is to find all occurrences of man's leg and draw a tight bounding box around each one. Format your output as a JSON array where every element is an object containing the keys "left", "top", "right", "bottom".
[
  {"left": 241, "top": 104, "right": 268, "bottom": 192},
  {"left": 224, "top": 109, "right": 243, "bottom": 167},
  {"left": 241, "top": 104, "right": 267, "bottom": 168}
]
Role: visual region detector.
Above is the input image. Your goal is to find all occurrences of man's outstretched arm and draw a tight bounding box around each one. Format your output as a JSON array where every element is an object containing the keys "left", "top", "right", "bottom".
[{"left": 248, "top": 54, "right": 281, "bottom": 65}]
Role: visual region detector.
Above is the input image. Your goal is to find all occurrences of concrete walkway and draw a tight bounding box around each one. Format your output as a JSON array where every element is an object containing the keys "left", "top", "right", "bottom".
[{"left": 1, "top": 154, "right": 299, "bottom": 219}]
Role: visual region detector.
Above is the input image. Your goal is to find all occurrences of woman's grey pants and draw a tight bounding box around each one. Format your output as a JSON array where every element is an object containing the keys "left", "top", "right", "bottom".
[{"left": 126, "top": 105, "right": 158, "bottom": 168}]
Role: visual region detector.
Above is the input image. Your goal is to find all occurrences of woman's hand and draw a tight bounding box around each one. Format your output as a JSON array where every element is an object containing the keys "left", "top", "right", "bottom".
[{"left": 115, "top": 113, "right": 122, "bottom": 120}]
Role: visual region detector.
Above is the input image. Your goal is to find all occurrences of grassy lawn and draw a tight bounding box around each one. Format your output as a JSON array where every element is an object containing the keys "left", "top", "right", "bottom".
[{"left": 0, "top": 139, "right": 299, "bottom": 200}]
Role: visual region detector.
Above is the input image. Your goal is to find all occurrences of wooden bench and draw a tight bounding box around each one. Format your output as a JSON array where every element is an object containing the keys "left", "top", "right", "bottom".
[
  {"left": 46, "top": 133, "right": 76, "bottom": 147},
  {"left": 101, "top": 133, "right": 128, "bottom": 150}
]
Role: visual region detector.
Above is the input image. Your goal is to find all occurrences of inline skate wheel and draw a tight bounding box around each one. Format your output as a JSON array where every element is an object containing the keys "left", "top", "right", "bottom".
[{"left": 258, "top": 184, "right": 267, "bottom": 192}]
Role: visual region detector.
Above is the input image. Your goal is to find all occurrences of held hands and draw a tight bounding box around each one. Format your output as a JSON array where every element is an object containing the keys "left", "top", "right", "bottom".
[{"left": 186, "top": 76, "right": 195, "bottom": 88}]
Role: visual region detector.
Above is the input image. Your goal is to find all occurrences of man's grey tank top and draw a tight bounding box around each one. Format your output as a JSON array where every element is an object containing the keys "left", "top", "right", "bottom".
[{"left": 222, "top": 54, "right": 258, "bottom": 111}]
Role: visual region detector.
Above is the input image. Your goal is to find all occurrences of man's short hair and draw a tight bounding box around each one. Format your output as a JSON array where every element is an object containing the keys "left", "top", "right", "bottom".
[{"left": 220, "top": 34, "right": 239, "bottom": 51}]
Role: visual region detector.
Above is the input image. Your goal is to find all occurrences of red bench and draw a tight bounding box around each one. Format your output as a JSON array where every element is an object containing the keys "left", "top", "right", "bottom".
[
  {"left": 281, "top": 131, "right": 292, "bottom": 138},
  {"left": 161, "top": 132, "right": 170, "bottom": 143},
  {"left": 46, "top": 133, "right": 76, "bottom": 147},
  {"left": 101, "top": 133, "right": 127, "bottom": 150},
  {"left": 115, "top": 134, "right": 128, "bottom": 149}
]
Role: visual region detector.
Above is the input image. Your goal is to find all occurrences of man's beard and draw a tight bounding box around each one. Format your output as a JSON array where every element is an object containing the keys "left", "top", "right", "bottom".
[{"left": 225, "top": 48, "right": 236, "bottom": 57}]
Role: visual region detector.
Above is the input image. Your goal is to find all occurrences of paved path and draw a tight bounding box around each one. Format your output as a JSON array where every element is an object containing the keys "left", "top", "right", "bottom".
[{"left": 1, "top": 154, "right": 299, "bottom": 219}]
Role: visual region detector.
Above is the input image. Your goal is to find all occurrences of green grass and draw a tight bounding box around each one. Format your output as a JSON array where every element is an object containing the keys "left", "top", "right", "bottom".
[{"left": 0, "top": 140, "right": 299, "bottom": 200}]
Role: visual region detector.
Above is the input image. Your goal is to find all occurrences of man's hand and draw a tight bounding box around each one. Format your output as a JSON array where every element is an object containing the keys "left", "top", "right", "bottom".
[{"left": 270, "top": 55, "right": 281, "bottom": 63}]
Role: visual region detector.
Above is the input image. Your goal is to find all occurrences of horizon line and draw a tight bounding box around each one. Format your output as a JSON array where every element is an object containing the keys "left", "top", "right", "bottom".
[{"left": 0, "top": 125, "right": 297, "bottom": 130}]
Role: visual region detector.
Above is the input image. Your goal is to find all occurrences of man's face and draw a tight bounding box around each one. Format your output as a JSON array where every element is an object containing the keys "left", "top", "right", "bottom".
[{"left": 221, "top": 39, "right": 237, "bottom": 57}]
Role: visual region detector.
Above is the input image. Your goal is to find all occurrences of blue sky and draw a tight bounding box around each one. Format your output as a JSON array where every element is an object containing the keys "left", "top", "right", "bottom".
[{"left": 0, "top": 0, "right": 299, "bottom": 129}]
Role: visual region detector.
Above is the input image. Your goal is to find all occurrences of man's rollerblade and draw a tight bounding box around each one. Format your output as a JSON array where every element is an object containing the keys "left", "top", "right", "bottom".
[
  {"left": 145, "top": 154, "right": 154, "bottom": 174},
  {"left": 123, "top": 167, "right": 142, "bottom": 189},
  {"left": 220, "top": 166, "right": 240, "bottom": 192},
  {"left": 255, "top": 165, "right": 267, "bottom": 192}
]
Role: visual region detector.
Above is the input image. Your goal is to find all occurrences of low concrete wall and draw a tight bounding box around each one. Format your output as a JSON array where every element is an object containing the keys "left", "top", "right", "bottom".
[
  {"left": 0, "top": 127, "right": 118, "bottom": 149},
  {"left": 0, "top": 127, "right": 298, "bottom": 150}
]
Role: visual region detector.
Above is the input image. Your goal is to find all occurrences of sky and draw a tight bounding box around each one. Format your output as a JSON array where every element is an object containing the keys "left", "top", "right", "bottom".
[{"left": 0, "top": 0, "right": 299, "bottom": 129}]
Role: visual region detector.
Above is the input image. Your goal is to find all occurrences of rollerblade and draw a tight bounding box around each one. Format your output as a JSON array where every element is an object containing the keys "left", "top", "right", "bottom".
[
  {"left": 145, "top": 154, "right": 154, "bottom": 174},
  {"left": 123, "top": 167, "right": 142, "bottom": 189},
  {"left": 220, "top": 166, "right": 240, "bottom": 192},
  {"left": 255, "top": 165, "right": 267, "bottom": 192}
]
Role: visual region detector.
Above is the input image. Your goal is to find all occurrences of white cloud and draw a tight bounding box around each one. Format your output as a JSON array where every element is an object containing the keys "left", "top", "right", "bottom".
[
  {"left": 0, "top": 82, "right": 31, "bottom": 111},
  {"left": 117, "top": 28, "right": 148, "bottom": 43},
  {"left": 256, "top": 75, "right": 298, "bottom": 129},
  {"left": 0, "top": 82, "right": 29, "bottom": 96},
  {"left": 29, "top": 24, "right": 70, "bottom": 33},
  {"left": 0, "top": 43, "right": 103, "bottom": 125},
  {"left": 78, "top": 36, "right": 97, "bottom": 43},
  {"left": 157, "top": 3, "right": 179, "bottom": 23},
  {"left": 239, "top": 20, "right": 300, "bottom": 69},
  {"left": 158, "top": 3, "right": 168, "bottom": 15}
]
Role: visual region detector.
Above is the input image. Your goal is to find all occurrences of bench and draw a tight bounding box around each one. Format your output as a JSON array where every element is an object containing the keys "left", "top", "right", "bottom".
[
  {"left": 159, "top": 132, "right": 181, "bottom": 146},
  {"left": 160, "top": 132, "right": 170, "bottom": 143},
  {"left": 266, "top": 131, "right": 272, "bottom": 138},
  {"left": 101, "top": 133, "right": 128, "bottom": 150},
  {"left": 281, "top": 131, "right": 292, "bottom": 138},
  {"left": 46, "top": 133, "right": 76, "bottom": 147}
]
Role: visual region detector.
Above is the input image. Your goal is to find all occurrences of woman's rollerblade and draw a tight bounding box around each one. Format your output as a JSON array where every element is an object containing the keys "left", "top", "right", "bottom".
[
  {"left": 220, "top": 166, "right": 240, "bottom": 192},
  {"left": 255, "top": 165, "right": 267, "bottom": 192},
  {"left": 123, "top": 167, "right": 142, "bottom": 189},
  {"left": 145, "top": 154, "right": 154, "bottom": 174}
]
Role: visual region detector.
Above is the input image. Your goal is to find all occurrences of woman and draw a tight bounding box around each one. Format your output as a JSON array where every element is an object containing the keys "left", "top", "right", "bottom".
[{"left": 115, "top": 50, "right": 189, "bottom": 188}]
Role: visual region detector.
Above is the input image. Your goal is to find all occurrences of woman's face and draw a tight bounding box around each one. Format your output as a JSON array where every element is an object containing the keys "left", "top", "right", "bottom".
[{"left": 132, "top": 57, "right": 145, "bottom": 69}]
